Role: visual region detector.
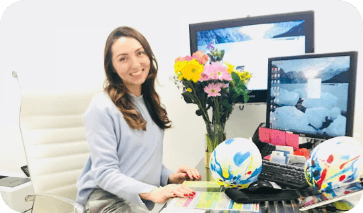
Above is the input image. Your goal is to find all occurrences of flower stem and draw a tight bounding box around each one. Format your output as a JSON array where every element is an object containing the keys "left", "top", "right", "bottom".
[{"left": 187, "top": 82, "right": 211, "bottom": 125}]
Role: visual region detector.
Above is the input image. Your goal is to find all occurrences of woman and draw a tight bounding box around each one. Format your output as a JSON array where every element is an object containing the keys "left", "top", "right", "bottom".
[{"left": 76, "top": 26, "right": 201, "bottom": 212}]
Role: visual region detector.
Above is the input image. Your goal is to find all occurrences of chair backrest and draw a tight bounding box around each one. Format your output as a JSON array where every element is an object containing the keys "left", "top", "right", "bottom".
[{"left": 20, "top": 89, "right": 101, "bottom": 211}]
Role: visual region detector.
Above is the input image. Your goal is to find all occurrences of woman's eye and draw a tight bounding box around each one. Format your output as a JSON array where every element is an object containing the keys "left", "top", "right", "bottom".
[
  {"left": 138, "top": 51, "right": 145, "bottom": 56},
  {"left": 120, "top": 57, "right": 127, "bottom": 62}
]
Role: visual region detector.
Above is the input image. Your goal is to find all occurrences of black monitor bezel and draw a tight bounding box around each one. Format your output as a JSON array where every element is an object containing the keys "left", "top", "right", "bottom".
[
  {"left": 189, "top": 11, "right": 315, "bottom": 103},
  {"left": 266, "top": 51, "right": 358, "bottom": 139}
]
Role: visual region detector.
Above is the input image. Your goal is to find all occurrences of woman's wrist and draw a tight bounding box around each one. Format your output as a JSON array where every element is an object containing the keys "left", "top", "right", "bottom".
[
  {"left": 167, "top": 175, "right": 172, "bottom": 184},
  {"left": 139, "top": 187, "right": 158, "bottom": 201},
  {"left": 168, "top": 173, "right": 179, "bottom": 184},
  {"left": 139, "top": 192, "right": 151, "bottom": 200}
]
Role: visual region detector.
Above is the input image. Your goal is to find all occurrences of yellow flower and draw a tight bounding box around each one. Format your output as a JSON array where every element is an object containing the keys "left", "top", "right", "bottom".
[
  {"left": 186, "top": 88, "right": 192, "bottom": 92},
  {"left": 174, "top": 61, "right": 185, "bottom": 75},
  {"left": 174, "top": 61, "right": 187, "bottom": 81},
  {"left": 180, "top": 59, "right": 203, "bottom": 83},
  {"left": 224, "top": 62, "right": 236, "bottom": 74},
  {"left": 233, "top": 70, "right": 242, "bottom": 77},
  {"left": 233, "top": 70, "right": 252, "bottom": 84},
  {"left": 240, "top": 71, "right": 252, "bottom": 84}
]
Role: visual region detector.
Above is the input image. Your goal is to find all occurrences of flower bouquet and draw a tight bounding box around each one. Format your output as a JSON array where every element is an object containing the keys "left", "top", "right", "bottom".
[
  {"left": 172, "top": 46, "right": 252, "bottom": 153},
  {"left": 206, "top": 41, "right": 225, "bottom": 63}
]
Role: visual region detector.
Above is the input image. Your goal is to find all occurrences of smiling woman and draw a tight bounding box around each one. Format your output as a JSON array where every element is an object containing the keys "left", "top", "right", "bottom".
[
  {"left": 76, "top": 26, "right": 202, "bottom": 213},
  {"left": 103, "top": 26, "right": 168, "bottom": 131},
  {"left": 111, "top": 37, "right": 150, "bottom": 96}
]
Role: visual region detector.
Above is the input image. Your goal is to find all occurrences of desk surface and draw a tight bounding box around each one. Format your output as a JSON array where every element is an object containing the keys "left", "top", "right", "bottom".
[
  {"left": 160, "top": 157, "right": 300, "bottom": 213},
  {"left": 161, "top": 158, "right": 363, "bottom": 213}
]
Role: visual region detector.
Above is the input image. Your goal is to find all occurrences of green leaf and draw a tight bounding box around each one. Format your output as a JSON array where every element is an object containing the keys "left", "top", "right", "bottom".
[
  {"left": 243, "top": 90, "right": 250, "bottom": 103},
  {"left": 244, "top": 94, "right": 250, "bottom": 103},
  {"left": 220, "top": 99, "right": 229, "bottom": 108},
  {"left": 234, "top": 85, "right": 244, "bottom": 96},
  {"left": 220, "top": 50, "right": 225, "bottom": 60},
  {"left": 237, "top": 81, "right": 247, "bottom": 89},
  {"left": 220, "top": 99, "right": 232, "bottom": 113},
  {"left": 196, "top": 109, "right": 203, "bottom": 116},
  {"left": 230, "top": 90, "right": 239, "bottom": 101},
  {"left": 231, "top": 72, "right": 240, "bottom": 85},
  {"left": 207, "top": 53, "right": 216, "bottom": 62},
  {"left": 182, "top": 92, "right": 194, "bottom": 104}
]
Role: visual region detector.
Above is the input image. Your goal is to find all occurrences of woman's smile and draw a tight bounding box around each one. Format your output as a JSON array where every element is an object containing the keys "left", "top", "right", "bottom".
[{"left": 130, "top": 70, "right": 143, "bottom": 77}]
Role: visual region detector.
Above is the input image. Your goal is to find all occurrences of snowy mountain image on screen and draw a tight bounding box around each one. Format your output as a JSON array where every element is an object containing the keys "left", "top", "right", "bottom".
[
  {"left": 196, "top": 20, "right": 305, "bottom": 46},
  {"left": 270, "top": 56, "right": 350, "bottom": 137},
  {"left": 278, "top": 66, "right": 350, "bottom": 84}
]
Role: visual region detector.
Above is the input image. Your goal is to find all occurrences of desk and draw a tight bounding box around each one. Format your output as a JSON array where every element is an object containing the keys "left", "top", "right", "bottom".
[
  {"left": 160, "top": 157, "right": 300, "bottom": 213},
  {"left": 160, "top": 158, "right": 363, "bottom": 213},
  {"left": 199, "top": 158, "right": 300, "bottom": 213}
]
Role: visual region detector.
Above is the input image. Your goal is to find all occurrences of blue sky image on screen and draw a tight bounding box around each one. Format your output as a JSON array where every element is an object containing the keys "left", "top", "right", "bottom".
[
  {"left": 269, "top": 56, "right": 351, "bottom": 137},
  {"left": 197, "top": 20, "right": 306, "bottom": 91}
]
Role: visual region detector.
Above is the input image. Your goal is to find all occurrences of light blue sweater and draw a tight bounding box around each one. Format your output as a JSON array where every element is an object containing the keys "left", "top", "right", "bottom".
[{"left": 76, "top": 92, "right": 173, "bottom": 210}]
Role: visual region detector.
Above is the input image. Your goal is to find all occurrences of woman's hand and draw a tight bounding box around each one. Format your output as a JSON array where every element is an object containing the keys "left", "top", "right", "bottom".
[
  {"left": 140, "top": 184, "right": 196, "bottom": 204},
  {"left": 168, "top": 166, "right": 202, "bottom": 184}
]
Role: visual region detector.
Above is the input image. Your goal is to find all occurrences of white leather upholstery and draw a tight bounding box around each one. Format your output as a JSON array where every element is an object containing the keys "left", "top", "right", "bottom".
[{"left": 20, "top": 89, "right": 101, "bottom": 213}]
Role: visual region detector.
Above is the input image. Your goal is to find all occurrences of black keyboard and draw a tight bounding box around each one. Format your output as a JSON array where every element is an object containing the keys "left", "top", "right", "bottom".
[
  {"left": 260, "top": 143, "right": 276, "bottom": 158},
  {"left": 259, "top": 160, "right": 310, "bottom": 189}
]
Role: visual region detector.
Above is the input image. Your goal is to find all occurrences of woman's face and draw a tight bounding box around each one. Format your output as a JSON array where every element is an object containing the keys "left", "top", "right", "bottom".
[{"left": 111, "top": 37, "right": 150, "bottom": 95}]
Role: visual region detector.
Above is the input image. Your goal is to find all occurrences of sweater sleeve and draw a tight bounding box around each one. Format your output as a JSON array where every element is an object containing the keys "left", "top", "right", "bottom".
[
  {"left": 85, "top": 101, "right": 157, "bottom": 210},
  {"left": 160, "top": 164, "right": 173, "bottom": 186}
]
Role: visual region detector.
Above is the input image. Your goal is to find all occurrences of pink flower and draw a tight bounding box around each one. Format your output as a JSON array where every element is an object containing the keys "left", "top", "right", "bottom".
[
  {"left": 220, "top": 71, "right": 232, "bottom": 81},
  {"left": 212, "top": 62, "right": 231, "bottom": 81},
  {"left": 184, "top": 55, "right": 193, "bottom": 61},
  {"left": 204, "top": 83, "right": 221, "bottom": 97},
  {"left": 199, "top": 73, "right": 209, "bottom": 81},
  {"left": 203, "top": 64, "right": 219, "bottom": 80},
  {"left": 174, "top": 57, "right": 185, "bottom": 63},
  {"left": 192, "top": 51, "right": 209, "bottom": 65},
  {"left": 201, "top": 62, "right": 231, "bottom": 81}
]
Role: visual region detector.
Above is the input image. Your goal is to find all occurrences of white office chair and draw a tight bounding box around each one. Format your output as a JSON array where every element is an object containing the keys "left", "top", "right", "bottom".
[{"left": 19, "top": 88, "right": 101, "bottom": 213}]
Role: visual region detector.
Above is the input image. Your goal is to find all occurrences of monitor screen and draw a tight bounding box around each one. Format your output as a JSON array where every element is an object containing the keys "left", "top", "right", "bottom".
[
  {"left": 267, "top": 52, "right": 357, "bottom": 139},
  {"left": 189, "top": 11, "right": 315, "bottom": 103}
]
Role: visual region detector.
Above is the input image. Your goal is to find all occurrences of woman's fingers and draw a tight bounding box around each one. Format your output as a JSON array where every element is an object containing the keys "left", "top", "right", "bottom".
[
  {"left": 173, "top": 173, "right": 186, "bottom": 183},
  {"left": 185, "top": 169, "right": 201, "bottom": 180},
  {"left": 179, "top": 185, "right": 195, "bottom": 197},
  {"left": 168, "top": 184, "right": 195, "bottom": 198},
  {"left": 169, "top": 192, "right": 177, "bottom": 199},
  {"left": 177, "top": 166, "right": 202, "bottom": 180},
  {"left": 175, "top": 189, "right": 192, "bottom": 198},
  {"left": 189, "top": 169, "right": 201, "bottom": 180},
  {"left": 185, "top": 170, "right": 194, "bottom": 180}
]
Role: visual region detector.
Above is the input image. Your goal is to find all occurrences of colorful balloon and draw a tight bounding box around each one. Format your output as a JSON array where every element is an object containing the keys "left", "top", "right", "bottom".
[
  {"left": 305, "top": 136, "right": 363, "bottom": 193},
  {"left": 210, "top": 138, "right": 262, "bottom": 188}
]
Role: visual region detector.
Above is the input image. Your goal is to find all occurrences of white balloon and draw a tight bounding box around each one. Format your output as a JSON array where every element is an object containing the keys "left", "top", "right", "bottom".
[{"left": 210, "top": 138, "right": 262, "bottom": 188}]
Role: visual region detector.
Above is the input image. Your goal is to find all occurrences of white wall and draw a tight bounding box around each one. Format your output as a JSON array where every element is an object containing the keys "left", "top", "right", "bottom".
[{"left": 0, "top": 0, "right": 363, "bottom": 176}]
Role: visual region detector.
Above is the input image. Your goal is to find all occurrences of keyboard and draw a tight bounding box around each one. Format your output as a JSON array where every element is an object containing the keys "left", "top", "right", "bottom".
[
  {"left": 260, "top": 143, "right": 276, "bottom": 157},
  {"left": 259, "top": 160, "right": 310, "bottom": 189}
]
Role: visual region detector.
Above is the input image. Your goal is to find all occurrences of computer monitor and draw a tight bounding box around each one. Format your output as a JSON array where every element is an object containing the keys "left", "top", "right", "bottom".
[
  {"left": 266, "top": 51, "right": 358, "bottom": 139},
  {"left": 189, "top": 11, "right": 315, "bottom": 103}
]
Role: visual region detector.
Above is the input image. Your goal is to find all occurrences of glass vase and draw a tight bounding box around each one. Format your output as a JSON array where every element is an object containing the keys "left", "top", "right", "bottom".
[
  {"left": 205, "top": 150, "right": 213, "bottom": 182},
  {"left": 205, "top": 124, "right": 226, "bottom": 181},
  {"left": 205, "top": 123, "right": 226, "bottom": 153}
]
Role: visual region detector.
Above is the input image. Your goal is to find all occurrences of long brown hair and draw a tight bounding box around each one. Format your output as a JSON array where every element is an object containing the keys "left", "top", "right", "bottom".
[{"left": 104, "top": 26, "right": 171, "bottom": 130}]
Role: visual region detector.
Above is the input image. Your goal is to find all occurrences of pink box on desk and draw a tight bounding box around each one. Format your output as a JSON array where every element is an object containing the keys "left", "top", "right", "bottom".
[
  {"left": 286, "top": 133, "right": 299, "bottom": 150},
  {"left": 259, "top": 127, "right": 271, "bottom": 143},
  {"left": 270, "top": 129, "right": 286, "bottom": 146}
]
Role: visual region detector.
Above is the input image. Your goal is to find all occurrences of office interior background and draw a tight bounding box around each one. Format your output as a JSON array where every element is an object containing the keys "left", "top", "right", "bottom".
[{"left": 0, "top": 0, "right": 363, "bottom": 199}]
